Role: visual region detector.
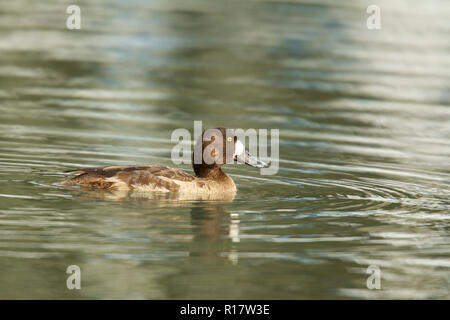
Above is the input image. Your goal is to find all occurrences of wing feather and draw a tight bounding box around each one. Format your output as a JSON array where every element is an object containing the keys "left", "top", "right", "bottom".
[{"left": 62, "top": 165, "right": 195, "bottom": 190}]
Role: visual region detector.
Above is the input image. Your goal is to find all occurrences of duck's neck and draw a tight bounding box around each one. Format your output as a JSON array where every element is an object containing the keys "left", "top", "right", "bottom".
[
  {"left": 193, "top": 164, "right": 236, "bottom": 193},
  {"left": 193, "top": 164, "right": 226, "bottom": 179}
]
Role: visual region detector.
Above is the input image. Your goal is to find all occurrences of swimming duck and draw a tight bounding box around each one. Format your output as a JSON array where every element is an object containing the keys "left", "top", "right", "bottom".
[{"left": 62, "top": 128, "right": 268, "bottom": 197}]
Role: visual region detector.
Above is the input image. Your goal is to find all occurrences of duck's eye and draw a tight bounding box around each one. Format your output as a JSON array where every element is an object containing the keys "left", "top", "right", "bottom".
[{"left": 227, "top": 137, "right": 232, "bottom": 142}]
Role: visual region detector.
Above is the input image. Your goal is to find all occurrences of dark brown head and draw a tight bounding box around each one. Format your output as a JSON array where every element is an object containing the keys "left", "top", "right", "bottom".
[{"left": 192, "top": 127, "right": 268, "bottom": 178}]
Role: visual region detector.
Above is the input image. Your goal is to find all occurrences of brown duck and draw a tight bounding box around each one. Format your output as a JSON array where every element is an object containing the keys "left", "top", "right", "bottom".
[{"left": 62, "top": 128, "right": 268, "bottom": 198}]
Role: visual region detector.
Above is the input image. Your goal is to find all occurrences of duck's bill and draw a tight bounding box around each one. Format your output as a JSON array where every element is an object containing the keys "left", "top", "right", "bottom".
[{"left": 236, "top": 151, "right": 269, "bottom": 168}]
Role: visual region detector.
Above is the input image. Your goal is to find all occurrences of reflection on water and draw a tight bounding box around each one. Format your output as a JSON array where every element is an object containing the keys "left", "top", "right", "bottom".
[{"left": 0, "top": 0, "right": 449, "bottom": 299}]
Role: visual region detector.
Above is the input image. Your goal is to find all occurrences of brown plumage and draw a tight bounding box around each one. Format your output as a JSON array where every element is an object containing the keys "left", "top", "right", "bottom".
[{"left": 61, "top": 128, "right": 268, "bottom": 198}]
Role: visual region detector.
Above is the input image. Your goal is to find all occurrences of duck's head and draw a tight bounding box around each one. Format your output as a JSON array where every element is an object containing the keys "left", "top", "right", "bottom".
[{"left": 193, "top": 127, "right": 268, "bottom": 177}]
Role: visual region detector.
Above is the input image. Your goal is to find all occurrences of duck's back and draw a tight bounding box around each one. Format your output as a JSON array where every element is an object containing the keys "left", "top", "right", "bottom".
[{"left": 62, "top": 165, "right": 196, "bottom": 192}]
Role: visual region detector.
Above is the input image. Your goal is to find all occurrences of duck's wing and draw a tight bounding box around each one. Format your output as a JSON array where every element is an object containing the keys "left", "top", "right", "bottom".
[
  {"left": 64, "top": 165, "right": 155, "bottom": 176},
  {"left": 62, "top": 165, "right": 195, "bottom": 191}
]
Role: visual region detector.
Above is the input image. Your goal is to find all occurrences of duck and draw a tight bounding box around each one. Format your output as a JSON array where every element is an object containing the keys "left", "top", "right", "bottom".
[{"left": 61, "top": 128, "right": 268, "bottom": 198}]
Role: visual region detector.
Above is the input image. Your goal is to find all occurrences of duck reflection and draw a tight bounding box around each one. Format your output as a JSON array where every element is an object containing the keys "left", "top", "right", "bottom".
[
  {"left": 189, "top": 202, "right": 239, "bottom": 263},
  {"left": 67, "top": 187, "right": 240, "bottom": 264},
  {"left": 66, "top": 186, "right": 235, "bottom": 202},
  {"left": 191, "top": 203, "right": 241, "bottom": 265}
]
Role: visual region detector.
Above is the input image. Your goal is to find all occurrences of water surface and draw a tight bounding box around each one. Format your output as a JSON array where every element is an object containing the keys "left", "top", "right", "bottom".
[{"left": 0, "top": 0, "right": 449, "bottom": 299}]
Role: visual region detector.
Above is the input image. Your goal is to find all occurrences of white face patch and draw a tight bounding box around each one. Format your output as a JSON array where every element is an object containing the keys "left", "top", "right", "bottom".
[{"left": 234, "top": 140, "right": 245, "bottom": 157}]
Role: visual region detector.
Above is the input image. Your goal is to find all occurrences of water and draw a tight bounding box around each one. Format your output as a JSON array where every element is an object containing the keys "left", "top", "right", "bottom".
[{"left": 0, "top": 0, "right": 449, "bottom": 299}]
